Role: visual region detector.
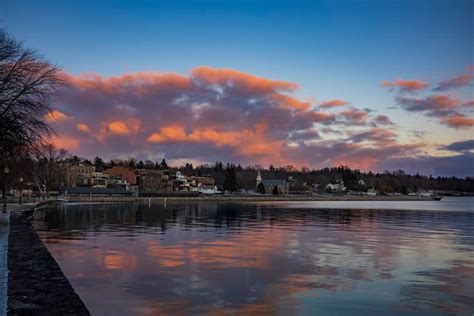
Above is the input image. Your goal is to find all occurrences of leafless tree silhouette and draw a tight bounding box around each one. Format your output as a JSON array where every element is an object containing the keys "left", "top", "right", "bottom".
[{"left": 0, "top": 29, "right": 64, "bottom": 163}]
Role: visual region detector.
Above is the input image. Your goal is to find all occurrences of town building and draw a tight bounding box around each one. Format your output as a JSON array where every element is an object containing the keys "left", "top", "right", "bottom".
[
  {"left": 141, "top": 169, "right": 174, "bottom": 192},
  {"left": 107, "top": 176, "right": 130, "bottom": 191},
  {"left": 66, "top": 162, "right": 95, "bottom": 187},
  {"left": 256, "top": 170, "right": 289, "bottom": 195},
  {"left": 191, "top": 176, "right": 216, "bottom": 187},
  {"left": 103, "top": 166, "right": 139, "bottom": 185},
  {"left": 92, "top": 172, "right": 109, "bottom": 188}
]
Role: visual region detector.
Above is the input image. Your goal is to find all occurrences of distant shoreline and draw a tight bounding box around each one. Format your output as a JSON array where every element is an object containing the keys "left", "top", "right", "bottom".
[{"left": 64, "top": 195, "right": 442, "bottom": 203}]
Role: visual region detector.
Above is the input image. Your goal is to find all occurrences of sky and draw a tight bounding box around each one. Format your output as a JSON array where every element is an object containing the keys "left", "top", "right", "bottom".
[{"left": 1, "top": 0, "right": 473, "bottom": 176}]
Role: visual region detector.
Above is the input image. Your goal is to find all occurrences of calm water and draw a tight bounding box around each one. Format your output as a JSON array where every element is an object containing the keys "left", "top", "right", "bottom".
[{"left": 33, "top": 198, "right": 474, "bottom": 315}]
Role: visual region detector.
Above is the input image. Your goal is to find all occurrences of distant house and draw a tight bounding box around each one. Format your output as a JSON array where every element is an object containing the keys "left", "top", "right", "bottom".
[
  {"left": 326, "top": 180, "right": 347, "bottom": 193},
  {"left": 192, "top": 184, "right": 220, "bottom": 195},
  {"left": 366, "top": 188, "right": 377, "bottom": 196},
  {"left": 256, "top": 170, "right": 289, "bottom": 195}
]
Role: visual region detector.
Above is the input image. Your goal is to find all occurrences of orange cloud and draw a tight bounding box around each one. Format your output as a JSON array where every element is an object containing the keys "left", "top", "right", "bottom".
[
  {"left": 320, "top": 99, "right": 349, "bottom": 108},
  {"left": 76, "top": 123, "right": 91, "bottom": 133},
  {"left": 147, "top": 125, "right": 187, "bottom": 143},
  {"left": 63, "top": 71, "right": 190, "bottom": 93},
  {"left": 191, "top": 66, "right": 299, "bottom": 93},
  {"left": 271, "top": 93, "right": 311, "bottom": 110},
  {"left": 50, "top": 135, "right": 80, "bottom": 150},
  {"left": 108, "top": 121, "right": 132, "bottom": 136},
  {"left": 106, "top": 119, "right": 141, "bottom": 137},
  {"left": 383, "top": 79, "right": 429, "bottom": 93},
  {"left": 44, "top": 110, "right": 70, "bottom": 123}
]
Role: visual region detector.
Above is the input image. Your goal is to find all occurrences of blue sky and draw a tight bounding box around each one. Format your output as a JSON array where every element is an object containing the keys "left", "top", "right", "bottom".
[{"left": 1, "top": 0, "right": 473, "bottom": 175}]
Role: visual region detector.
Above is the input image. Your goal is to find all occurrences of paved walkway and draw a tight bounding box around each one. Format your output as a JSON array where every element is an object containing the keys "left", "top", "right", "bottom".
[{"left": 0, "top": 213, "right": 8, "bottom": 316}]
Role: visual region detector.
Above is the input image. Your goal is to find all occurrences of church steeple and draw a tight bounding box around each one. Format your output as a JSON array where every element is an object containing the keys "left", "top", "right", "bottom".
[{"left": 256, "top": 170, "right": 262, "bottom": 186}]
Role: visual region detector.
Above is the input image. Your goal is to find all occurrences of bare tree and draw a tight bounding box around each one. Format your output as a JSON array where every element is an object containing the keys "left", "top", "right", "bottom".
[
  {"left": 33, "top": 144, "right": 68, "bottom": 196},
  {"left": 0, "top": 29, "right": 64, "bottom": 163}
]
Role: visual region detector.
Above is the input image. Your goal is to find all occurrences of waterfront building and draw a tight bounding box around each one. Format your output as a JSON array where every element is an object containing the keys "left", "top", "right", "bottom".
[
  {"left": 92, "top": 172, "right": 109, "bottom": 188},
  {"left": 66, "top": 162, "right": 95, "bottom": 187},
  {"left": 256, "top": 170, "right": 290, "bottom": 195},
  {"left": 107, "top": 176, "right": 130, "bottom": 191},
  {"left": 192, "top": 184, "right": 220, "bottom": 195}
]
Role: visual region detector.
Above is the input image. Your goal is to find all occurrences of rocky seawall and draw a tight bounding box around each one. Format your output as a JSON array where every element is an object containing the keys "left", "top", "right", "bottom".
[{"left": 7, "top": 210, "right": 89, "bottom": 315}]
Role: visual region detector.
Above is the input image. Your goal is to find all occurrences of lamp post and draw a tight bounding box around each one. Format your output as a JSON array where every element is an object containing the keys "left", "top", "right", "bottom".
[
  {"left": 19, "top": 177, "right": 24, "bottom": 205},
  {"left": 42, "top": 184, "right": 46, "bottom": 200},
  {"left": 3, "top": 166, "right": 9, "bottom": 212}
]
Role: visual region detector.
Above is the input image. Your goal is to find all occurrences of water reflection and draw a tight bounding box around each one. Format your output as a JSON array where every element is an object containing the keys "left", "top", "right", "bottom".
[{"left": 34, "top": 200, "right": 474, "bottom": 315}]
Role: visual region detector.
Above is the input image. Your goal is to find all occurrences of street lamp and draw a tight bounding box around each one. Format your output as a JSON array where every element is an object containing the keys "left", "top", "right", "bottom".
[
  {"left": 3, "top": 166, "right": 9, "bottom": 212},
  {"left": 19, "top": 176, "right": 24, "bottom": 205}
]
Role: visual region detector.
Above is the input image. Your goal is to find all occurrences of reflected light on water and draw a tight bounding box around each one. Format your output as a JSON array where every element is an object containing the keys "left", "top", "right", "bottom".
[{"left": 33, "top": 198, "right": 474, "bottom": 315}]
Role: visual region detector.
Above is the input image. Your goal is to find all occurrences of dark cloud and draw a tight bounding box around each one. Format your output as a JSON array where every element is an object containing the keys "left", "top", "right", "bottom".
[{"left": 442, "top": 140, "right": 474, "bottom": 152}]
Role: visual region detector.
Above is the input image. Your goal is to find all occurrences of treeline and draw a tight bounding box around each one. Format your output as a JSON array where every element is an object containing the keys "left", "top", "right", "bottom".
[
  {"left": 78, "top": 157, "right": 474, "bottom": 193},
  {"left": 2, "top": 150, "right": 474, "bottom": 193}
]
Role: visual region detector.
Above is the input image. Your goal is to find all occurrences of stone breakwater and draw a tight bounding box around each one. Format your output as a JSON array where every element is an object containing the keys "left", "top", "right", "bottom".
[{"left": 7, "top": 210, "right": 89, "bottom": 315}]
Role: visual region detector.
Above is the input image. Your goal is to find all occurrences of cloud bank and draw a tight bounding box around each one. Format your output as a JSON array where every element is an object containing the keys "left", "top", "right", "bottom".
[{"left": 47, "top": 66, "right": 473, "bottom": 176}]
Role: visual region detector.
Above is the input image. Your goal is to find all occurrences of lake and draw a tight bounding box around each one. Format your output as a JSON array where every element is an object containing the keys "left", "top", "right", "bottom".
[{"left": 33, "top": 197, "right": 474, "bottom": 315}]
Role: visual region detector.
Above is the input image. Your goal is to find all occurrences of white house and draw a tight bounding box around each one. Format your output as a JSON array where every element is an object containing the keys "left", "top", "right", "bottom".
[
  {"left": 192, "top": 183, "right": 220, "bottom": 195},
  {"left": 326, "top": 180, "right": 347, "bottom": 193}
]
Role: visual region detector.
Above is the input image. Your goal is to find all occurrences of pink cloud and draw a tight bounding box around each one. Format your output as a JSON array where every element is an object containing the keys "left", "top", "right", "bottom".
[
  {"left": 434, "top": 74, "right": 472, "bottom": 91},
  {"left": 394, "top": 94, "right": 473, "bottom": 129},
  {"left": 372, "top": 115, "right": 394, "bottom": 126},
  {"left": 338, "top": 109, "right": 369, "bottom": 125},
  {"left": 349, "top": 127, "right": 397, "bottom": 144},
  {"left": 440, "top": 115, "right": 474, "bottom": 129},
  {"left": 48, "top": 66, "right": 468, "bottom": 175},
  {"left": 319, "top": 99, "right": 349, "bottom": 108},
  {"left": 395, "top": 95, "right": 460, "bottom": 116}
]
